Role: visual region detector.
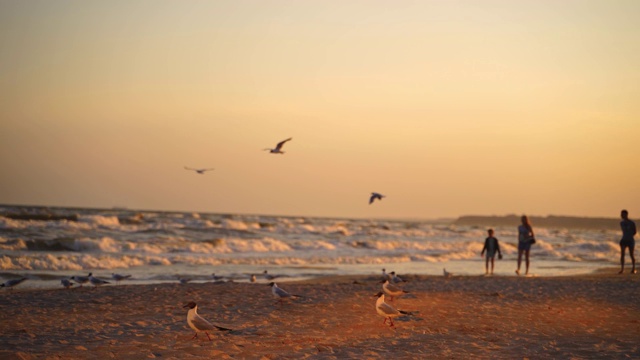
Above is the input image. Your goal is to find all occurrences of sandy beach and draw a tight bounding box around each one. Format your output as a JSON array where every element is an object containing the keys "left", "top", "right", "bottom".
[{"left": 1, "top": 272, "right": 639, "bottom": 359}]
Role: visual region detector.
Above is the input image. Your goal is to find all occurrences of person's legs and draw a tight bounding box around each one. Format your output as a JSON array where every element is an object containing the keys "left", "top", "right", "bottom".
[
  {"left": 630, "top": 245, "right": 636, "bottom": 273},
  {"left": 516, "top": 249, "right": 523, "bottom": 275},
  {"left": 619, "top": 244, "right": 627, "bottom": 274},
  {"left": 490, "top": 257, "right": 495, "bottom": 274},
  {"left": 524, "top": 249, "right": 530, "bottom": 275},
  {"left": 485, "top": 257, "right": 489, "bottom": 274}
]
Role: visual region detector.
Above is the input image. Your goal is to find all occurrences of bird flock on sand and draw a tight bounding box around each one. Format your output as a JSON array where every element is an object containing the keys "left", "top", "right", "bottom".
[
  {"left": 181, "top": 267, "right": 418, "bottom": 340},
  {"left": 1, "top": 265, "right": 421, "bottom": 340}
]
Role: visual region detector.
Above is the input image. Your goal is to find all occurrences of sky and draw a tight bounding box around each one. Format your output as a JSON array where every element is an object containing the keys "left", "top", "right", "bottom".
[{"left": 1, "top": 0, "right": 639, "bottom": 220}]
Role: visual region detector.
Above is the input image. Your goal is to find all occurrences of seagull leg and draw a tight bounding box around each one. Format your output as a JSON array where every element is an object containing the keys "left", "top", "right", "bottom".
[
  {"left": 205, "top": 332, "right": 212, "bottom": 341},
  {"left": 383, "top": 318, "right": 387, "bottom": 325},
  {"left": 191, "top": 332, "right": 198, "bottom": 340},
  {"left": 388, "top": 318, "right": 395, "bottom": 328}
]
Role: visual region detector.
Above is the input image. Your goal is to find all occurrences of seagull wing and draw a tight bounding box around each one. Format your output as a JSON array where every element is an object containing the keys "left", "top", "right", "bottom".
[
  {"left": 193, "top": 314, "right": 232, "bottom": 331},
  {"left": 192, "top": 315, "right": 216, "bottom": 331},
  {"left": 385, "top": 282, "right": 402, "bottom": 293},
  {"left": 275, "top": 138, "right": 292, "bottom": 151},
  {"left": 377, "top": 302, "right": 400, "bottom": 316},
  {"left": 274, "top": 286, "right": 291, "bottom": 298}
]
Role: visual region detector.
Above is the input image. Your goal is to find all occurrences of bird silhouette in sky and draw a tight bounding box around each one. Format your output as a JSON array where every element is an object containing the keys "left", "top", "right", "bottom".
[
  {"left": 264, "top": 138, "right": 292, "bottom": 154},
  {"left": 184, "top": 167, "right": 215, "bottom": 174},
  {"left": 369, "top": 192, "right": 385, "bottom": 205}
]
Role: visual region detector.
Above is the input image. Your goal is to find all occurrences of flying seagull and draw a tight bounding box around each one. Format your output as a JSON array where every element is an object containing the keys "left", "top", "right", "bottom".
[
  {"left": 183, "top": 302, "right": 232, "bottom": 341},
  {"left": 369, "top": 192, "right": 385, "bottom": 205},
  {"left": 184, "top": 166, "right": 215, "bottom": 174},
  {"left": 264, "top": 138, "right": 292, "bottom": 154}
]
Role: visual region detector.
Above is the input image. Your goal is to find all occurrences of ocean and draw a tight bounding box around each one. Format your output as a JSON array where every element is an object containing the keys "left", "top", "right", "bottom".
[{"left": 0, "top": 205, "right": 621, "bottom": 290}]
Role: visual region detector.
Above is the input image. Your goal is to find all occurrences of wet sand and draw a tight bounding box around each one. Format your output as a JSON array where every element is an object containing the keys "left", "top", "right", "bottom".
[{"left": 1, "top": 272, "right": 639, "bottom": 359}]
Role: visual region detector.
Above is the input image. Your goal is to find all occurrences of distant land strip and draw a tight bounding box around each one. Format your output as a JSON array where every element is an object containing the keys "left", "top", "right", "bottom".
[{"left": 454, "top": 215, "right": 620, "bottom": 230}]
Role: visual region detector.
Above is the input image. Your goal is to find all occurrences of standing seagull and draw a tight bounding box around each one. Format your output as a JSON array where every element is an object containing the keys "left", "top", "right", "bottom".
[
  {"left": 264, "top": 138, "right": 292, "bottom": 154},
  {"left": 381, "top": 280, "right": 409, "bottom": 301},
  {"left": 183, "top": 302, "right": 232, "bottom": 341},
  {"left": 369, "top": 192, "right": 385, "bottom": 205},
  {"left": 112, "top": 273, "right": 132, "bottom": 285},
  {"left": 71, "top": 273, "right": 90, "bottom": 287},
  {"left": 263, "top": 270, "right": 280, "bottom": 281},
  {"left": 1, "top": 277, "right": 27, "bottom": 290},
  {"left": 61, "top": 278, "right": 74, "bottom": 289},
  {"left": 374, "top": 292, "right": 411, "bottom": 327},
  {"left": 184, "top": 166, "right": 214, "bottom": 174},
  {"left": 269, "top": 282, "right": 303, "bottom": 303},
  {"left": 88, "top": 273, "right": 110, "bottom": 288},
  {"left": 389, "top": 271, "right": 405, "bottom": 284}
]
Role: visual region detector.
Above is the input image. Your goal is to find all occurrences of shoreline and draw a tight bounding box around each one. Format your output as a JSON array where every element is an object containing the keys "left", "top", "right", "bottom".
[
  {"left": 0, "top": 263, "right": 625, "bottom": 292},
  {"left": 1, "top": 273, "right": 639, "bottom": 359}
]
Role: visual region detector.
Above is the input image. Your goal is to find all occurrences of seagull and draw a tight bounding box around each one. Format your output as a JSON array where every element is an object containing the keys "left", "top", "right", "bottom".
[
  {"left": 389, "top": 271, "right": 405, "bottom": 284},
  {"left": 89, "top": 274, "right": 110, "bottom": 288},
  {"left": 184, "top": 166, "right": 215, "bottom": 174},
  {"left": 61, "top": 278, "right": 74, "bottom": 289},
  {"left": 381, "top": 280, "right": 408, "bottom": 301},
  {"left": 369, "top": 192, "right": 385, "bottom": 205},
  {"left": 1, "top": 277, "right": 27, "bottom": 289},
  {"left": 263, "top": 270, "right": 280, "bottom": 281},
  {"left": 183, "top": 302, "right": 232, "bottom": 341},
  {"left": 211, "top": 273, "right": 224, "bottom": 281},
  {"left": 179, "top": 278, "right": 192, "bottom": 285},
  {"left": 382, "top": 268, "right": 390, "bottom": 281},
  {"left": 264, "top": 138, "right": 292, "bottom": 154},
  {"left": 269, "top": 282, "right": 302, "bottom": 303},
  {"left": 374, "top": 292, "right": 411, "bottom": 327},
  {"left": 71, "top": 273, "right": 90, "bottom": 287},
  {"left": 443, "top": 268, "right": 453, "bottom": 278},
  {"left": 112, "top": 273, "right": 132, "bottom": 284}
]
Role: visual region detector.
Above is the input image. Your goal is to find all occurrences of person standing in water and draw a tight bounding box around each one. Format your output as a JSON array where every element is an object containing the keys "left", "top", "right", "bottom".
[
  {"left": 516, "top": 215, "right": 535, "bottom": 276},
  {"left": 481, "top": 229, "right": 502, "bottom": 275},
  {"left": 619, "top": 210, "right": 637, "bottom": 274}
]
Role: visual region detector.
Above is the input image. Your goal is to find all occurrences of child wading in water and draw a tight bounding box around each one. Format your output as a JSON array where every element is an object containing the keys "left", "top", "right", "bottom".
[{"left": 481, "top": 229, "right": 502, "bottom": 275}]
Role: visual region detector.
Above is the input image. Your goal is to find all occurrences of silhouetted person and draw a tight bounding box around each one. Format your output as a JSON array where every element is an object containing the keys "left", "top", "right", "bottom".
[
  {"left": 516, "top": 215, "right": 535, "bottom": 276},
  {"left": 481, "top": 228, "right": 502, "bottom": 275},
  {"left": 619, "top": 210, "right": 636, "bottom": 274}
]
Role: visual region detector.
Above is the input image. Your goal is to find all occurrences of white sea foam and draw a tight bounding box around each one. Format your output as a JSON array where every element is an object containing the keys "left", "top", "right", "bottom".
[
  {"left": 0, "top": 207, "right": 625, "bottom": 277},
  {"left": 78, "top": 215, "right": 120, "bottom": 227}
]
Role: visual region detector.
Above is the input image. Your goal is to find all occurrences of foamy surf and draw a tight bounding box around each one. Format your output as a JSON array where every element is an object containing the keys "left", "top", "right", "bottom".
[{"left": 0, "top": 205, "right": 623, "bottom": 289}]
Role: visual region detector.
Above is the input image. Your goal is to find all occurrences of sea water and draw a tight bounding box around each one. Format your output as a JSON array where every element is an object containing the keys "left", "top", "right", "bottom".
[{"left": 0, "top": 205, "right": 621, "bottom": 289}]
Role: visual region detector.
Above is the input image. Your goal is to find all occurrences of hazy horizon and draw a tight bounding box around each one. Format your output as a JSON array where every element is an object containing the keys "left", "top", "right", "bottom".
[
  {"left": 0, "top": 202, "right": 626, "bottom": 223},
  {"left": 1, "top": 1, "right": 639, "bottom": 220}
]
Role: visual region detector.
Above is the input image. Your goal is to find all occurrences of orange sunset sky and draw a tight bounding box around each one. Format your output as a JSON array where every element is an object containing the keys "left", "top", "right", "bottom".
[{"left": 1, "top": 1, "right": 639, "bottom": 219}]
